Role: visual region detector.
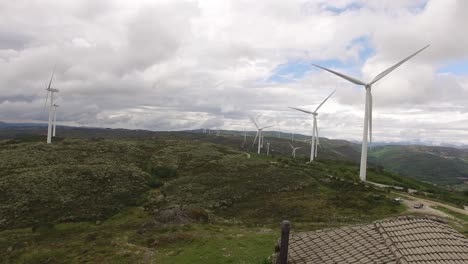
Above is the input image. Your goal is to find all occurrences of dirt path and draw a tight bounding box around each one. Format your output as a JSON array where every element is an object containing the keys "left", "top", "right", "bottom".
[
  {"left": 401, "top": 197, "right": 453, "bottom": 219},
  {"left": 367, "top": 181, "right": 468, "bottom": 217},
  {"left": 397, "top": 193, "right": 468, "bottom": 216}
]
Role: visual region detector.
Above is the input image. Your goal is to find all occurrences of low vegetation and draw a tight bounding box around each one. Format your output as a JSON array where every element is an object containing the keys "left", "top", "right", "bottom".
[{"left": 0, "top": 133, "right": 466, "bottom": 263}]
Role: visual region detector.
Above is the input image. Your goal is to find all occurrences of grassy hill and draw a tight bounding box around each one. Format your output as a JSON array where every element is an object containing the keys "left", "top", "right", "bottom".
[
  {"left": 1, "top": 130, "right": 467, "bottom": 263},
  {"left": 0, "top": 134, "right": 404, "bottom": 263},
  {"left": 188, "top": 131, "right": 468, "bottom": 186},
  {"left": 2, "top": 123, "right": 468, "bottom": 185}
]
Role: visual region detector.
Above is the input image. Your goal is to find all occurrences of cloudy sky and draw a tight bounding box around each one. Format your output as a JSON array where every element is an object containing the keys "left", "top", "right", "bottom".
[{"left": 1, "top": 0, "right": 468, "bottom": 145}]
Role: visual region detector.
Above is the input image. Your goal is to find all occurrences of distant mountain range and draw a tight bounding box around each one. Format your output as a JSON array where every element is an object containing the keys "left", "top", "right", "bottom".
[
  {"left": 0, "top": 121, "right": 48, "bottom": 128},
  {"left": 1, "top": 122, "right": 468, "bottom": 185}
]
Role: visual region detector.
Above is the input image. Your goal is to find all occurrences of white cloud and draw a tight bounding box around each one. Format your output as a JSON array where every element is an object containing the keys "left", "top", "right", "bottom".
[{"left": 0, "top": 0, "right": 468, "bottom": 145}]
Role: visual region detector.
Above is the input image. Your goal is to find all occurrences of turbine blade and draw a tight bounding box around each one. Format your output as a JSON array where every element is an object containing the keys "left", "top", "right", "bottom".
[
  {"left": 249, "top": 116, "right": 259, "bottom": 129},
  {"left": 288, "top": 142, "right": 294, "bottom": 149},
  {"left": 369, "top": 45, "right": 430, "bottom": 85},
  {"left": 44, "top": 65, "right": 56, "bottom": 111},
  {"left": 261, "top": 125, "right": 274, "bottom": 130},
  {"left": 314, "top": 90, "right": 336, "bottom": 113},
  {"left": 255, "top": 114, "right": 262, "bottom": 122},
  {"left": 47, "top": 65, "right": 56, "bottom": 90},
  {"left": 312, "top": 64, "right": 366, "bottom": 85},
  {"left": 253, "top": 131, "right": 259, "bottom": 145},
  {"left": 369, "top": 92, "right": 373, "bottom": 145},
  {"left": 289, "top": 106, "right": 313, "bottom": 115},
  {"left": 43, "top": 91, "right": 49, "bottom": 111}
]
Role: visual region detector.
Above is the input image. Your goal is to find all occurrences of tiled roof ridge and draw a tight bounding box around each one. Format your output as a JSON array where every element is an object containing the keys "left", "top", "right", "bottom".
[
  {"left": 373, "top": 215, "right": 455, "bottom": 264},
  {"left": 373, "top": 215, "right": 449, "bottom": 224},
  {"left": 374, "top": 221, "right": 408, "bottom": 264}
]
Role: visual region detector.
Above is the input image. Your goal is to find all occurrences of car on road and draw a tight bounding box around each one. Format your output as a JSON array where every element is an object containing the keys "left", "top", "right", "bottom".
[{"left": 413, "top": 203, "right": 424, "bottom": 209}]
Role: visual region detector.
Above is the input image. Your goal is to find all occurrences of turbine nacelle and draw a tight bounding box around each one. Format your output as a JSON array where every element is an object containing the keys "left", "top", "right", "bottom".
[{"left": 47, "top": 88, "right": 59, "bottom": 92}]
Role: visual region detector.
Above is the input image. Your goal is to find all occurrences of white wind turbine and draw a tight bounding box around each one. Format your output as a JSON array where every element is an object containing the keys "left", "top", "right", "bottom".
[
  {"left": 313, "top": 45, "right": 429, "bottom": 181},
  {"left": 52, "top": 103, "right": 59, "bottom": 137},
  {"left": 289, "top": 90, "right": 335, "bottom": 162},
  {"left": 289, "top": 143, "right": 301, "bottom": 158},
  {"left": 44, "top": 67, "right": 59, "bottom": 144},
  {"left": 250, "top": 117, "right": 274, "bottom": 154}
]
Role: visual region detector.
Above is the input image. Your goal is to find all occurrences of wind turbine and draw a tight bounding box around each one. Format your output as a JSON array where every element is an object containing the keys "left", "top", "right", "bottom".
[
  {"left": 52, "top": 103, "right": 59, "bottom": 137},
  {"left": 313, "top": 45, "right": 429, "bottom": 181},
  {"left": 250, "top": 117, "right": 274, "bottom": 154},
  {"left": 288, "top": 143, "right": 301, "bottom": 158},
  {"left": 44, "top": 67, "right": 59, "bottom": 144},
  {"left": 266, "top": 142, "right": 270, "bottom": 156},
  {"left": 289, "top": 90, "right": 335, "bottom": 162}
]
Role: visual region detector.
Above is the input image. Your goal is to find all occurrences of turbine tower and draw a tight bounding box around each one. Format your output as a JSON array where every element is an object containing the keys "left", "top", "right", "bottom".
[
  {"left": 289, "top": 143, "right": 301, "bottom": 158},
  {"left": 250, "top": 117, "right": 273, "bottom": 154},
  {"left": 44, "top": 67, "right": 59, "bottom": 144},
  {"left": 313, "top": 45, "right": 429, "bottom": 181},
  {"left": 289, "top": 90, "right": 335, "bottom": 162},
  {"left": 52, "top": 103, "right": 59, "bottom": 137}
]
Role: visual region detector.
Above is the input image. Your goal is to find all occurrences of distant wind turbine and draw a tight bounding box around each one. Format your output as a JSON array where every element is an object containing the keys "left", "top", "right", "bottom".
[
  {"left": 313, "top": 45, "right": 429, "bottom": 181},
  {"left": 250, "top": 117, "right": 274, "bottom": 154},
  {"left": 44, "top": 66, "right": 59, "bottom": 144},
  {"left": 289, "top": 90, "right": 335, "bottom": 162},
  {"left": 288, "top": 143, "right": 301, "bottom": 158}
]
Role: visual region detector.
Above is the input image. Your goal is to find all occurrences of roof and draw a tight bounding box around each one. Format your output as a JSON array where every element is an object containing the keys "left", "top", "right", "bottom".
[{"left": 274, "top": 216, "right": 468, "bottom": 264}]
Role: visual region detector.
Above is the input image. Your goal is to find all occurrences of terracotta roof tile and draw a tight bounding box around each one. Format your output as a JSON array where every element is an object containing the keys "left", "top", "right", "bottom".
[{"left": 273, "top": 216, "right": 468, "bottom": 264}]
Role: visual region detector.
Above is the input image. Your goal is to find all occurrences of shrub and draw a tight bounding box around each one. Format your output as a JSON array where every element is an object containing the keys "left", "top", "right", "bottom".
[{"left": 149, "top": 166, "right": 178, "bottom": 179}]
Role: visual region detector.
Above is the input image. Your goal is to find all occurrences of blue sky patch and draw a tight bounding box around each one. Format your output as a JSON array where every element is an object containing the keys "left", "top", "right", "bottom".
[
  {"left": 268, "top": 36, "right": 375, "bottom": 84},
  {"left": 322, "top": 2, "right": 363, "bottom": 14},
  {"left": 267, "top": 61, "right": 313, "bottom": 83},
  {"left": 267, "top": 59, "right": 362, "bottom": 84},
  {"left": 350, "top": 36, "right": 375, "bottom": 61},
  {"left": 438, "top": 60, "right": 468, "bottom": 75}
]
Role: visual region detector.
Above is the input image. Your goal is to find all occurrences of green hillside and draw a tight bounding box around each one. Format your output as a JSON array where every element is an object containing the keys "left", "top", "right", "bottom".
[
  {"left": 0, "top": 135, "right": 402, "bottom": 263},
  {"left": 369, "top": 145, "right": 468, "bottom": 185},
  {"left": 187, "top": 131, "right": 468, "bottom": 186},
  {"left": 2, "top": 124, "right": 468, "bottom": 186},
  {"left": 1, "top": 132, "right": 468, "bottom": 263}
]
